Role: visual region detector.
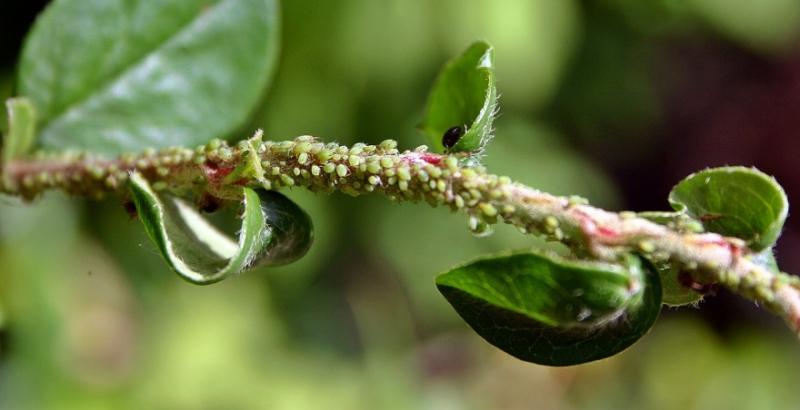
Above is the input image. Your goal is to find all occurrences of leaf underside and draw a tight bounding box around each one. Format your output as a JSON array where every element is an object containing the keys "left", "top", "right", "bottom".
[
  {"left": 128, "top": 173, "right": 313, "bottom": 284},
  {"left": 129, "top": 172, "right": 270, "bottom": 284},
  {"left": 437, "top": 251, "right": 662, "bottom": 366}
]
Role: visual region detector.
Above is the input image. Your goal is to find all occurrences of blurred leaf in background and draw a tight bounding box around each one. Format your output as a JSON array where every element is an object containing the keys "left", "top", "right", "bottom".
[{"left": 686, "top": 0, "right": 800, "bottom": 54}]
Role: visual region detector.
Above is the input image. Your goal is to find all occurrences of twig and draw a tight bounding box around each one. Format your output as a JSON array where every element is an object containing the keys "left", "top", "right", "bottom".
[{"left": 3, "top": 133, "right": 799, "bottom": 334}]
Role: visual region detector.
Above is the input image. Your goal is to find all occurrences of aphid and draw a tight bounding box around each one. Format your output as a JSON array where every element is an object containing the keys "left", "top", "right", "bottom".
[{"left": 442, "top": 125, "right": 466, "bottom": 150}]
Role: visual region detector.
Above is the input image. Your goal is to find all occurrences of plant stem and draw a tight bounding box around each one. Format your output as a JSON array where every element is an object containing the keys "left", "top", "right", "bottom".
[{"left": 3, "top": 133, "right": 800, "bottom": 335}]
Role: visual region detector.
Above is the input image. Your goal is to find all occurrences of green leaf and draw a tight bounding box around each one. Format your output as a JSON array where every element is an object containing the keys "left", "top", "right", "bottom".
[
  {"left": 637, "top": 211, "right": 706, "bottom": 305},
  {"left": 437, "top": 251, "right": 662, "bottom": 366},
  {"left": 1, "top": 98, "right": 37, "bottom": 190},
  {"left": 18, "top": 0, "right": 280, "bottom": 155},
  {"left": 669, "top": 166, "right": 788, "bottom": 251},
  {"left": 420, "top": 41, "right": 497, "bottom": 154},
  {"left": 653, "top": 261, "right": 704, "bottom": 306},
  {"left": 752, "top": 248, "right": 780, "bottom": 272},
  {"left": 128, "top": 173, "right": 312, "bottom": 284}
]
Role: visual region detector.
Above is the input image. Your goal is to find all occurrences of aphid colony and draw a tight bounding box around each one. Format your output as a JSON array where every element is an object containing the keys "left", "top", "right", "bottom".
[
  {"left": 250, "top": 136, "right": 508, "bottom": 222},
  {"left": 1, "top": 133, "right": 574, "bottom": 241},
  {"left": 3, "top": 145, "right": 202, "bottom": 200},
  {"left": 244, "top": 135, "right": 568, "bottom": 240}
]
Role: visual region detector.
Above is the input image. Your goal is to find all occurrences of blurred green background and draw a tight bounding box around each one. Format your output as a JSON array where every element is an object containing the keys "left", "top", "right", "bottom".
[{"left": 2, "top": 1, "right": 800, "bottom": 409}]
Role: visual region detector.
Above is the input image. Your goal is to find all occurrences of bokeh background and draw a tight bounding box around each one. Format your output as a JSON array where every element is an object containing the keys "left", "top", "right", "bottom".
[{"left": 2, "top": 1, "right": 800, "bottom": 409}]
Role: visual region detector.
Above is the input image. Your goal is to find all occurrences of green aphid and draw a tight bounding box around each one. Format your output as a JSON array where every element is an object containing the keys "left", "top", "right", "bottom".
[
  {"left": 427, "top": 166, "right": 442, "bottom": 179},
  {"left": 638, "top": 241, "right": 656, "bottom": 253},
  {"left": 479, "top": 203, "right": 498, "bottom": 218},
  {"left": 219, "top": 148, "right": 233, "bottom": 161},
  {"left": 293, "top": 142, "right": 311, "bottom": 155},
  {"left": 280, "top": 174, "right": 295, "bottom": 187},
  {"left": 317, "top": 150, "right": 333, "bottom": 162},
  {"left": 104, "top": 175, "right": 118, "bottom": 189},
  {"left": 444, "top": 156, "right": 458, "bottom": 171},
  {"left": 36, "top": 172, "right": 50, "bottom": 185},
  {"left": 88, "top": 165, "right": 105, "bottom": 179},
  {"left": 397, "top": 167, "right": 411, "bottom": 181},
  {"left": 379, "top": 139, "right": 397, "bottom": 150},
  {"left": 297, "top": 152, "right": 309, "bottom": 165},
  {"left": 367, "top": 162, "right": 381, "bottom": 174},
  {"left": 350, "top": 145, "right": 364, "bottom": 155},
  {"left": 21, "top": 175, "right": 35, "bottom": 189}
]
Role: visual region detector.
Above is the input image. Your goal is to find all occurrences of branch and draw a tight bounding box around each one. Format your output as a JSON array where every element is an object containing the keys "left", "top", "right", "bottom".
[{"left": 3, "top": 133, "right": 799, "bottom": 334}]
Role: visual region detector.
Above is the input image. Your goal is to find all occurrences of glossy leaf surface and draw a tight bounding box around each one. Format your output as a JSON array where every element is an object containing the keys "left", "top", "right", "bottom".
[
  {"left": 669, "top": 167, "right": 788, "bottom": 251},
  {"left": 437, "top": 251, "right": 662, "bottom": 366},
  {"left": 421, "top": 41, "right": 497, "bottom": 154},
  {"left": 18, "top": 0, "right": 280, "bottom": 155}
]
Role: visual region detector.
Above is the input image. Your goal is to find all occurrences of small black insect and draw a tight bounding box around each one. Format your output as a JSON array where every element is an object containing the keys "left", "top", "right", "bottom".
[{"left": 442, "top": 125, "right": 467, "bottom": 150}]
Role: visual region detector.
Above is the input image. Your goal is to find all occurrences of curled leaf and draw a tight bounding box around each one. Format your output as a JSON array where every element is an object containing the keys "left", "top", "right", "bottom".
[
  {"left": 421, "top": 41, "right": 497, "bottom": 154},
  {"left": 436, "top": 251, "right": 662, "bottom": 366},
  {"left": 129, "top": 173, "right": 312, "bottom": 284},
  {"left": 669, "top": 166, "right": 788, "bottom": 251},
  {"left": 254, "top": 190, "right": 314, "bottom": 267}
]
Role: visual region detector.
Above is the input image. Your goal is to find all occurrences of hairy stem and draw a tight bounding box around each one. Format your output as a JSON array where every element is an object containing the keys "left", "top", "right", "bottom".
[{"left": 3, "top": 133, "right": 800, "bottom": 334}]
